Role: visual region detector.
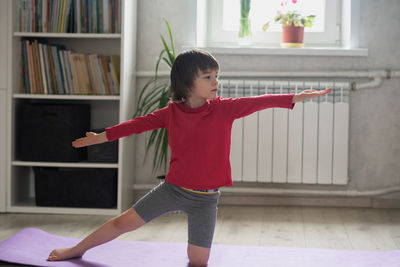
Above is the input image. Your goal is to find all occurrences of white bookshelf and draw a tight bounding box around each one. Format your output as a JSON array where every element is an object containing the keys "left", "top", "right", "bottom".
[{"left": 6, "top": 0, "right": 138, "bottom": 215}]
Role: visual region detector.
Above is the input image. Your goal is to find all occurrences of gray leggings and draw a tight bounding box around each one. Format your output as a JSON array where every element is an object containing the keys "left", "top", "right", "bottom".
[{"left": 133, "top": 181, "right": 220, "bottom": 248}]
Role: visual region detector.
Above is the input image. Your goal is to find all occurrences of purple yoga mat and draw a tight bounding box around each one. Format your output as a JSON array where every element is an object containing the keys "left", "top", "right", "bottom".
[{"left": 0, "top": 228, "right": 400, "bottom": 267}]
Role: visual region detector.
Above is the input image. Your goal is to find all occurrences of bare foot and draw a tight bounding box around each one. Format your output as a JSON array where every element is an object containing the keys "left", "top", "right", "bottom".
[{"left": 47, "top": 247, "right": 84, "bottom": 261}]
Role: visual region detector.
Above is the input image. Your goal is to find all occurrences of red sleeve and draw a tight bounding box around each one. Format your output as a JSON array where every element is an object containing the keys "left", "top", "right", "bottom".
[
  {"left": 220, "top": 94, "right": 295, "bottom": 120},
  {"left": 105, "top": 106, "right": 169, "bottom": 142}
]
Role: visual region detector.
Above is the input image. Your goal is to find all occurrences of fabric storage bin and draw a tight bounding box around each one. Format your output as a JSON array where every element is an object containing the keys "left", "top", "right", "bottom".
[
  {"left": 33, "top": 167, "right": 117, "bottom": 208},
  {"left": 17, "top": 103, "right": 90, "bottom": 162},
  {"left": 87, "top": 128, "right": 118, "bottom": 163}
]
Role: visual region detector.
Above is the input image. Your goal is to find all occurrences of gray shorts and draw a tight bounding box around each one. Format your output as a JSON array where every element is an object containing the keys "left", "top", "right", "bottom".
[{"left": 133, "top": 181, "right": 220, "bottom": 248}]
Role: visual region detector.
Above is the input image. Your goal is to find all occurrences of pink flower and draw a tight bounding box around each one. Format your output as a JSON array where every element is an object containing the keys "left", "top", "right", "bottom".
[
  {"left": 292, "top": 0, "right": 297, "bottom": 3},
  {"left": 281, "top": 2, "right": 284, "bottom": 6}
]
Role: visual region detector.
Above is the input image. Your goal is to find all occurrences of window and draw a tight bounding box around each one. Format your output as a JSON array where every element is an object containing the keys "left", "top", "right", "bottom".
[{"left": 206, "top": 0, "right": 340, "bottom": 47}]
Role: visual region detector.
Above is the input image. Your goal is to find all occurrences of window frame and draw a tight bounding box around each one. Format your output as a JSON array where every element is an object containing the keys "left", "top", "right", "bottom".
[{"left": 206, "top": 0, "right": 341, "bottom": 47}]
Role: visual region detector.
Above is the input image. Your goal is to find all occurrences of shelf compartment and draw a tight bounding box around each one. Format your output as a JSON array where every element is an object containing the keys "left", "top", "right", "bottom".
[{"left": 8, "top": 197, "right": 119, "bottom": 215}]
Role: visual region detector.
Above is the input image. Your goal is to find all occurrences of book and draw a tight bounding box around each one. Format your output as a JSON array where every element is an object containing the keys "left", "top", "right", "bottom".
[
  {"left": 18, "top": 0, "right": 120, "bottom": 33},
  {"left": 22, "top": 39, "right": 120, "bottom": 95},
  {"left": 47, "top": 43, "right": 58, "bottom": 94},
  {"left": 68, "top": 52, "right": 79, "bottom": 93},
  {"left": 42, "top": 44, "right": 53, "bottom": 93},
  {"left": 38, "top": 43, "right": 48, "bottom": 94},
  {"left": 26, "top": 41, "right": 35, "bottom": 93},
  {"left": 22, "top": 41, "right": 30, "bottom": 93},
  {"left": 32, "top": 40, "right": 42, "bottom": 93},
  {"left": 59, "top": 50, "right": 69, "bottom": 94},
  {"left": 51, "top": 45, "right": 64, "bottom": 94}
]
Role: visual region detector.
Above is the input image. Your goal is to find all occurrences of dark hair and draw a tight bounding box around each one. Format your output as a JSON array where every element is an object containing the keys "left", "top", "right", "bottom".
[{"left": 169, "top": 49, "right": 220, "bottom": 102}]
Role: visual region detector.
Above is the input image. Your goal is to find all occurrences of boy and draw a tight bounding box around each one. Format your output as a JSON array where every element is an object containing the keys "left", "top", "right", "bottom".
[{"left": 48, "top": 49, "right": 331, "bottom": 266}]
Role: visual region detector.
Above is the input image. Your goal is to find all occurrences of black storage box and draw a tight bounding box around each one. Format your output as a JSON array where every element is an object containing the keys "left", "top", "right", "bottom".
[
  {"left": 18, "top": 103, "right": 90, "bottom": 162},
  {"left": 33, "top": 167, "right": 117, "bottom": 208},
  {"left": 87, "top": 129, "right": 118, "bottom": 163}
]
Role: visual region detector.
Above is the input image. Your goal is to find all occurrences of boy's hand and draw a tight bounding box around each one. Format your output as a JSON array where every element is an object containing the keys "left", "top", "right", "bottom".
[
  {"left": 72, "top": 132, "right": 108, "bottom": 148},
  {"left": 292, "top": 87, "right": 332, "bottom": 103}
]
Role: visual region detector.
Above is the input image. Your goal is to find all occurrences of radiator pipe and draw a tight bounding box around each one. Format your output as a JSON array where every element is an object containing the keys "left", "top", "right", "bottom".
[
  {"left": 351, "top": 76, "right": 383, "bottom": 91},
  {"left": 133, "top": 184, "right": 400, "bottom": 197},
  {"left": 136, "top": 70, "right": 400, "bottom": 91}
]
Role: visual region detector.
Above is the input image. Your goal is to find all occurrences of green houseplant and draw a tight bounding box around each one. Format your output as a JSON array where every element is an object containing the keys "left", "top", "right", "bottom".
[
  {"left": 133, "top": 18, "right": 175, "bottom": 177},
  {"left": 262, "top": 1, "right": 315, "bottom": 48}
]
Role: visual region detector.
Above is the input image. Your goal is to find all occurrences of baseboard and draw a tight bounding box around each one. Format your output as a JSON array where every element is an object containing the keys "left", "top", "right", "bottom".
[{"left": 133, "top": 190, "right": 400, "bottom": 209}]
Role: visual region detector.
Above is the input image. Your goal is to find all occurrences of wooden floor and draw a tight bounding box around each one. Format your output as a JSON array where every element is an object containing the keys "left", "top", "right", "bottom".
[{"left": 1, "top": 206, "right": 400, "bottom": 265}]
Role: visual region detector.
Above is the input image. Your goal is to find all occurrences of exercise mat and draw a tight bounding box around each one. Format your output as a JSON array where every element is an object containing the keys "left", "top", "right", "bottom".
[{"left": 1, "top": 228, "right": 399, "bottom": 267}]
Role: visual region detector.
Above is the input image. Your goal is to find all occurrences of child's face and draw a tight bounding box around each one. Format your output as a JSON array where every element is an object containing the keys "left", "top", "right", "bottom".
[{"left": 189, "top": 68, "right": 219, "bottom": 101}]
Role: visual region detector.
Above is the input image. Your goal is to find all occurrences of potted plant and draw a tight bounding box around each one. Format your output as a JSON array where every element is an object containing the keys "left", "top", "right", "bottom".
[
  {"left": 262, "top": 1, "right": 315, "bottom": 48},
  {"left": 133, "top": 18, "right": 175, "bottom": 179}
]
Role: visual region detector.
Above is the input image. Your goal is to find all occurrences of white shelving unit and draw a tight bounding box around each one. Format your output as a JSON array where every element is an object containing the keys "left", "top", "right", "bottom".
[{"left": 6, "top": 0, "right": 138, "bottom": 215}]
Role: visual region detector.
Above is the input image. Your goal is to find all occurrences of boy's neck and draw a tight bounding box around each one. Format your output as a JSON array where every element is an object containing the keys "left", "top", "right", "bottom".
[{"left": 185, "top": 97, "right": 206, "bottom": 109}]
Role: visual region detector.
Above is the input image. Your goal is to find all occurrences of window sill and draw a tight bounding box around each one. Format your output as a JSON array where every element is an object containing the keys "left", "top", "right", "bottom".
[{"left": 184, "top": 46, "right": 368, "bottom": 57}]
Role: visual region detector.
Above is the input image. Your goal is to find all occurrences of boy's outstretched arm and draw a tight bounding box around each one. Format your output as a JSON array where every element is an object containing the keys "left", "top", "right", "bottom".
[
  {"left": 221, "top": 87, "right": 333, "bottom": 120},
  {"left": 72, "top": 132, "right": 108, "bottom": 148},
  {"left": 292, "top": 87, "right": 332, "bottom": 103}
]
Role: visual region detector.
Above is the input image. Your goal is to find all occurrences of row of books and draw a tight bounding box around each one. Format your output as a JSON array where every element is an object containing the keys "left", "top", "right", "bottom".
[
  {"left": 18, "top": 0, "right": 121, "bottom": 33},
  {"left": 22, "top": 39, "right": 120, "bottom": 95}
]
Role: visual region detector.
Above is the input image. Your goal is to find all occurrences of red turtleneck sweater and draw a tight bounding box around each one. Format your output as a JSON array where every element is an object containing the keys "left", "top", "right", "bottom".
[{"left": 106, "top": 94, "right": 295, "bottom": 190}]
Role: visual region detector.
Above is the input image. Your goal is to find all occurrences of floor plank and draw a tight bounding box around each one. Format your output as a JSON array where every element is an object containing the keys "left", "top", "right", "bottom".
[
  {"left": 340, "top": 208, "right": 398, "bottom": 250},
  {"left": 258, "top": 206, "right": 305, "bottom": 248},
  {"left": 213, "top": 206, "right": 264, "bottom": 246},
  {"left": 384, "top": 209, "right": 400, "bottom": 249},
  {"left": 1, "top": 206, "right": 400, "bottom": 252}
]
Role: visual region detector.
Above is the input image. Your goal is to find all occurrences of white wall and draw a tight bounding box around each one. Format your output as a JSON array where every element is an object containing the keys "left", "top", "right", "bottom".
[
  {"left": 132, "top": 0, "right": 400, "bottom": 193},
  {"left": 0, "top": 0, "right": 8, "bottom": 212},
  {"left": 0, "top": 0, "right": 7, "bottom": 88},
  {"left": 0, "top": 90, "right": 6, "bottom": 212}
]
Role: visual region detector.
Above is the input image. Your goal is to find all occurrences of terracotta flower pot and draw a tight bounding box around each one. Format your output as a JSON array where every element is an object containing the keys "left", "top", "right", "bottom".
[{"left": 282, "top": 26, "right": 304, "bottom": 48}]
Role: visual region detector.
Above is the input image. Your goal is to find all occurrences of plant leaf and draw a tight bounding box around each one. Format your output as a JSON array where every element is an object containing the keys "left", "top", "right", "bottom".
[
  {"left": 133, "top": 19, "right": 175, "bottom": 174},
  {"left": 141, "top": 82, "right": 166, "bottom": 106},
  {"left": 162, "top": 57, "right": 172, "bottom": 68},
  {"left": 154, "top": 49, "right": 166, "bottom": 81},
  {"left": 161, "top": 35, "right": 174, "bottom": 65},
  {"left": 135, "top": 81, "right": 163, "bottom": 117},
  {"left": 142, "top": 92, "right": 165, "bottom": 115},
  {"left": 163, "top": 18, "right": 175, "bottom": 58},
  {"left": 134, "top": 78, "right": 156, "bottom": 117}
]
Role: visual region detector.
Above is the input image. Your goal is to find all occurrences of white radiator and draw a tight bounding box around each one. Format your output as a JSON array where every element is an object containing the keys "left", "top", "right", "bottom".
[{"left": 219, "top": 79, "right": 350, "bottom": 185}]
